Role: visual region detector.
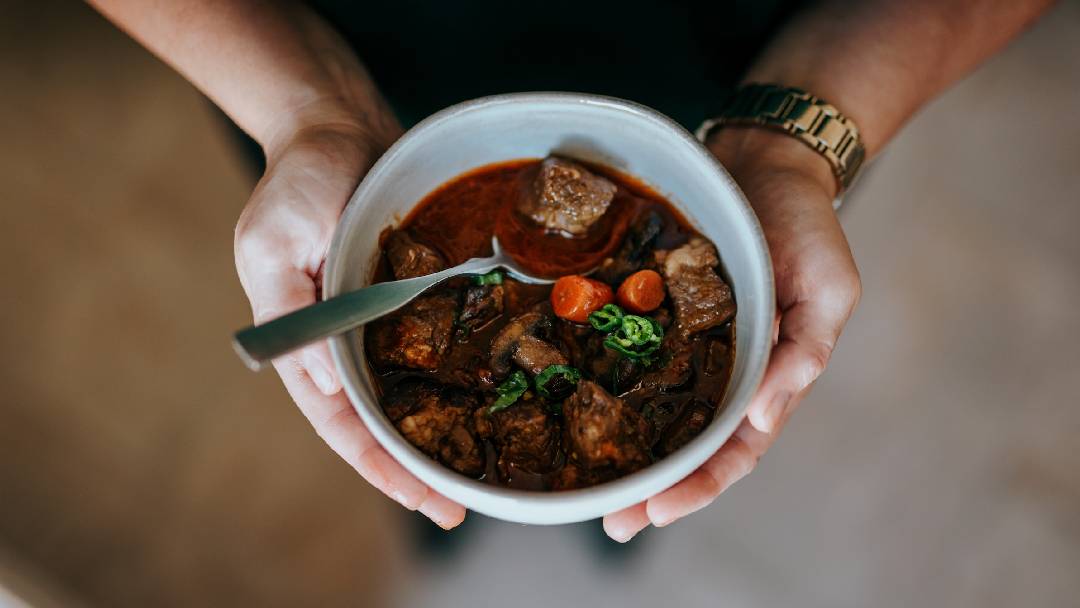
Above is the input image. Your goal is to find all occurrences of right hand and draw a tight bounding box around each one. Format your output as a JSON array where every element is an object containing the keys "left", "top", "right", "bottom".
[
  {"left": 603, "top": 127, "right": 862, "bottom": 540},
  {"left": 233, "top": 116, "right": 468, "bottom": 529}
]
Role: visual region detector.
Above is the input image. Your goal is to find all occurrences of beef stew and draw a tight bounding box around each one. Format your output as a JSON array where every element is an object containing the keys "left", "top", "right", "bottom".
[{"left": 364, "top": 157, "right": 736, "bottom": 490}]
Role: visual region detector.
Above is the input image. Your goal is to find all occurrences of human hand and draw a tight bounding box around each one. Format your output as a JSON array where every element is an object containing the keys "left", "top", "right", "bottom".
[
  {"left": 233, "top": 114, "right": 467, "bottom": 529},
  {"left": 603, "top": 127, "right": 862, "bottom": 541}
]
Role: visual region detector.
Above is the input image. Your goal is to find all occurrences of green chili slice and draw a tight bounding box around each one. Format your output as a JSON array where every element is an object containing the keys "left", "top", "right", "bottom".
[
  {"left": 603, "top": 314, "right": 664, "bottom": 364},
  {"left": 535, "top": 364, "right": 582, "bottom": 399},
  {"left": 474, "top": 270, "right": 504, "bottom": 286},
  {"left": 587, "top": 295, "right": 664, "bottom": 365},
  {"left": 488, "top": 370, "right": 528, "bottom": 414},
  {"left": 588, "top": 303, "right": 624, "bottom": 332},
  {"left": 620, "top": 315, "right": 657, "bottom": 345}
]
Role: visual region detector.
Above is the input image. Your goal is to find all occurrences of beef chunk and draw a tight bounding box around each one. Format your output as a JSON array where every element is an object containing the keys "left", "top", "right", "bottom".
[
  {"left": 482, "top": 401, "right": 560, "bottom": 478},
  {"left": 518, "top": 157, "right": 616, "bottom": 236},
  {"left": 384, "top": 382, "right": 484, "bottom": 477},
  {"left": 658, "top": 238, "right": 735, "bottom": 335},
  {"left": 551, "top": 461, "right": 611, "bottom": 491},
  {"left": 594, "top": 210, "right": 664, "bottom": 285},
  {"left": 385, "top": 230, "right": 446, "bottom": 279},
  {"left": 656, "top": 399, "right": 713, "bottom": 456},
  {"left": 637, "top": 332, "right": 694, "bottom": 393},
  {"left": 368, "top": 231, "right": 457, "bottom": 370},
  {"left": 704, "top": 337, "right": 731, "bottom": 376},
  {"left": 458, "top": 284, "right": 504, "bottom": 333},
  {"left": 430, "top": 337, "right": 490, "bottom": 389},
  {"left": 367, "top": 293, "right": 457, "bottom": 370},
  {"left": 382, "top": 380, "right": 430, "bottom": 423},
  {"left": 563, "top": 381, "right": 651, "bottom": 474},
  {"left": 512, "top": 334, "right": 568, "bottom": 376}
]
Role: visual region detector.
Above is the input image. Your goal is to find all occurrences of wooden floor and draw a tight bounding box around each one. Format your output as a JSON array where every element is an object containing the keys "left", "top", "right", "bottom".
[{"left": 2, "top": 1, "right": 1078, "bottom": 606}]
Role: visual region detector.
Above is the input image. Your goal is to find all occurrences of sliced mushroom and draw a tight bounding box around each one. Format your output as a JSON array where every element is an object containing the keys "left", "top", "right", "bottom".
[
  {"left": 512, "top": 334, "right": 568, "bottom": 376},
  {"left": 489, "top": 311, "right": 567, "bottom": 378}
]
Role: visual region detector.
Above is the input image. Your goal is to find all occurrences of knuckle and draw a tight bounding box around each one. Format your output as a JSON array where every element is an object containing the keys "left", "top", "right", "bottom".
[
  {"left": 273, "top": 354, "right": 311, "bottom": 391},
  {"left": 840, "top": 266, "right": 863, "bottom": 311},
  {"left": 726, "top": 433, "right": 759, "bottom": 477},
  {"left": 818, "top": 265, "right": 862, "bottom": 317},
  {"left": 704, "top": 434, "right": 757, "bottom": 491},
  {"left": 234, "top": 220, "right": 285, "bottom": 267},
  {"left": 802, "top": 341, "right": 833, "bottom": 383}
]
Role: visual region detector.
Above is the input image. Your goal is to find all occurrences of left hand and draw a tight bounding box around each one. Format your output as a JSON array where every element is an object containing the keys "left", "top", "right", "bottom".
[
  {"left": 234, "top": 111, "right": 468, "bottom": 529},
  {"left": 603, "top": 128, "right": 862, "bottom": 541}
]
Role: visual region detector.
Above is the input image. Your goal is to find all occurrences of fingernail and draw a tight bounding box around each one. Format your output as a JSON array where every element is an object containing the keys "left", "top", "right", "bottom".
[
  {"left": 605, "top": 523, "right": 636, "bottom": 543},
  {"left": 652, "top": 515, "right": 675, "bottom": 528},
  {"left": 391, "top": 490, "right": 414, "bottom": 509},
  {"left": 418, "top": 504, "right": 454, "bottom": 530},
  {"left": 646, "top": 503, "right": 678, "bottom": 528},
  {"left": 361, "top": 450, "right": 428, "bottom": 510},
  {"left": 763, "top": 391, "right": 792, "bottom": 432}
]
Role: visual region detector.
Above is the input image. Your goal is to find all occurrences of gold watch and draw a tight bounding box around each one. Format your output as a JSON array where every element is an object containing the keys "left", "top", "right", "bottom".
[{"left": 696, "top": 84, "right": 866, "bottom": 195}]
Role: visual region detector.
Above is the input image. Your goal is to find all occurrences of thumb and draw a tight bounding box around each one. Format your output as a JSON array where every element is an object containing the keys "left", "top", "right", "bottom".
[
  {"left": 747, "top": 276, "right": 859, "bottom": 433},
  {"left": 243, "top": 256, "right": 342, "bottom": 396}
]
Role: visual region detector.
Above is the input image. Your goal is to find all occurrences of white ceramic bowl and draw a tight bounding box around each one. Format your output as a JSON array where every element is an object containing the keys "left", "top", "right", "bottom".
[{"left": 324, "top": 93, "right": 773, "bottom": 525}]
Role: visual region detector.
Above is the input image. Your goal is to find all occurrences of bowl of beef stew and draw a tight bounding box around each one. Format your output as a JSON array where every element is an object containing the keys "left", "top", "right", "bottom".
[{"left": 323, "top": 93, "right": 774, "bottom": 525}]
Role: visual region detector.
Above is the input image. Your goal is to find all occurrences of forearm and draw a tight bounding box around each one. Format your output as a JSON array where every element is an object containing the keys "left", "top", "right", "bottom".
[
  {"left": 88, "top": 0, "right": 398, "bottom": 157},
  {"left": 744, "top": 0, "right": 1056, "bottom": 156}
]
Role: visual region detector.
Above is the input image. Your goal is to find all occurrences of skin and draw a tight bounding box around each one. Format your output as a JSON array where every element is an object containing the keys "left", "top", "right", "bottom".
[{"left": 89, "top": 0, "right": 1057, "bottom": 536}]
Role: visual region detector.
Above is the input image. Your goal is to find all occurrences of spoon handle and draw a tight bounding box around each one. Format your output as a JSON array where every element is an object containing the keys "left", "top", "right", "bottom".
[{"left": 232, "top": 256, "right": 500, "bottom": 370}]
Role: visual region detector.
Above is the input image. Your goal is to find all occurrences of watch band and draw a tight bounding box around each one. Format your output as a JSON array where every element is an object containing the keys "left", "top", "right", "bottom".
[{"left": 695, "top": 84, "right": 866, "bottom": 194}]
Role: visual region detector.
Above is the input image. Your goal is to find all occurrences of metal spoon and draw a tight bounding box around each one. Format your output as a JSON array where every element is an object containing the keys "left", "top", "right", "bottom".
[{"left": 232, "top": 237, "right": 553, "bottom": 371}]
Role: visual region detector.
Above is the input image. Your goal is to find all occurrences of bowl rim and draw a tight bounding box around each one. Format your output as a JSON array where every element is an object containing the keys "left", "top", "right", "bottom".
[{"left": 324, "top": 91, "right": 774, "bottom": 524}]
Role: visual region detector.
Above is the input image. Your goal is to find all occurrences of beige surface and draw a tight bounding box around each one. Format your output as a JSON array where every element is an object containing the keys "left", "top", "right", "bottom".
[
  {"left": 0, "top": 2, "right": 404, "bottom": 606},
  {"left": 2, "top": 1, "right": 1079, "bottom": 607}
]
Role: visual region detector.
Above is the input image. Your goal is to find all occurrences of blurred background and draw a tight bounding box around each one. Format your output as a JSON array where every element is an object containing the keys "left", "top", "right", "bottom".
[{"left": 2, "top": 1, "right": 1078, "bottom": 606}]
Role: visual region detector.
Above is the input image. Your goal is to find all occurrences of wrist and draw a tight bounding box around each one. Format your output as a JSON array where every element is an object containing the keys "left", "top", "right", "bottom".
[
  {"left": 737, "top": 5, "right": 916, "bottom": 159},
  {"left": 740, "top": 72, "right": 886, "bottom": 159},
  {"left": 260, "top": 96, "right": 403, "bottom": 165},
  {"left": 707, "top": 127, "right": 839, "bottom": 201}
]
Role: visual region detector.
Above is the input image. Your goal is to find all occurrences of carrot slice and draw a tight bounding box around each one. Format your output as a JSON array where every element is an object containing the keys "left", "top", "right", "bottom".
[
  {"left": 550, "top": 275, "right": 614, "bottom": 323},
  {"left": 616, "top": 269, "right": 665, "bottom": 313}
]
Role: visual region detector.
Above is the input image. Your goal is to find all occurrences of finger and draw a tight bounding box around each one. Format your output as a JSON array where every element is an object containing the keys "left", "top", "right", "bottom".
[
  {"left": 273, "top": 355, "right": 465, "bottom": 528},
  {"left": 299, "top": 341, "right": 341, "bottom": 396},
  {"left": 418, "top": 491, "right": 467, "bottom": 530},
  {"left": 747, "top": 279, "right": 855, "bottom": 433},
  {"left": 737, "top": 168, "right": 859, "bottom": 434},
  {"left": 277, "top": 358, "right": 424, "bottom": 507},
  {"left": 645, "top": 422, "right": 761, "bottom": 527},
  {"left": 603, "top": 501, "right": 650, "bottom": 543},
  {"left": 643, "top": 389, "right": 809, "bottom": 529},
  {"left": 239, "top": 247, "right": 342, "bottom": 396},
  {"left": 326, "top": 395, "right": 465, "bottom": 528}
]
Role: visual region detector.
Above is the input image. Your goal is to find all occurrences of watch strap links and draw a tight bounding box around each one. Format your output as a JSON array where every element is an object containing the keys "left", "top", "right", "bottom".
[{"left": 696, "top": 84, "right": 866, "bottom": 194}]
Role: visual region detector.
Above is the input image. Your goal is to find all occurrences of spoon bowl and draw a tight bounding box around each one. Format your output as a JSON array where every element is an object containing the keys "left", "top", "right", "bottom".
[{"left": 493, "top": 186, "right": 633, "bottom": 278}]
